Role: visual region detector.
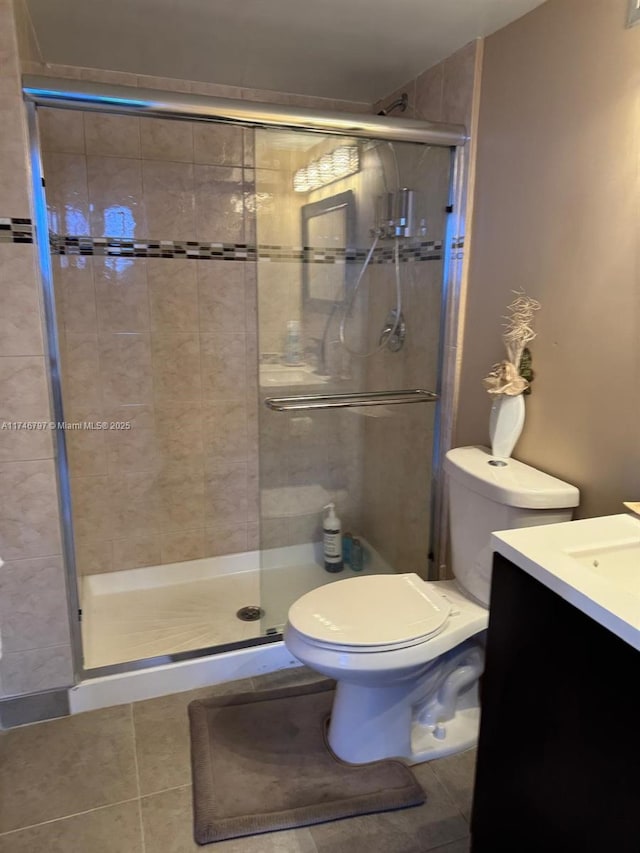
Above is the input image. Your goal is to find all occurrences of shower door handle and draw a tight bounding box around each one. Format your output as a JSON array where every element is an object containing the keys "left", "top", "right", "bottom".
[{"left": 264, "top": 388, "right": 438, "bottom": 412}]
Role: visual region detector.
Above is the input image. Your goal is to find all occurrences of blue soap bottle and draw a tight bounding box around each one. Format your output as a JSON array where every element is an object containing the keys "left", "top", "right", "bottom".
[{"left": 351, "top": 538, "right": 363, "bottom": 572}]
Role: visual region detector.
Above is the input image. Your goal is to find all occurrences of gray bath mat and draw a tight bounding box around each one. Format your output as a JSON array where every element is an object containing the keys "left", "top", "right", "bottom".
[{"left": 188, "top": 679, "right": 425, "bottom": 844}]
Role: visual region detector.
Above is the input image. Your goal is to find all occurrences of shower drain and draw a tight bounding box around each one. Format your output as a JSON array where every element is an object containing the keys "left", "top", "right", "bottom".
[{"left": 236, "top": 605, "right": 264, "bottom": 622}]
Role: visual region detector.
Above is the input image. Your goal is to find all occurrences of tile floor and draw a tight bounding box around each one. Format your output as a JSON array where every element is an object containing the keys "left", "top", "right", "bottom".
[{"left": 0, "top": 668, "right": 475, "bottom": 853}]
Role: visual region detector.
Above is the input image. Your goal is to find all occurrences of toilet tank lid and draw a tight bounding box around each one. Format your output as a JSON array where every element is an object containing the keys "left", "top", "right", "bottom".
[{"left": 444, "top": 446, "right": 580, "bottom": 509}]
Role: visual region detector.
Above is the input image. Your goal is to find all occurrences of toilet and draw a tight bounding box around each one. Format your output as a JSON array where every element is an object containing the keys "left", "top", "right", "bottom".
[{"left": 284, "top": 446, "right": 580, "bottom": 765}]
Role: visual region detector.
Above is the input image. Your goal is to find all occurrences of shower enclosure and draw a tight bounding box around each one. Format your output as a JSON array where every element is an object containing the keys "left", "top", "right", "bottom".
[
  {"left": 254, "top": 129, "right": 452, "bottom": 632},
  {"left": 24, "top": 78, "right": 464, "bottom": 678}
]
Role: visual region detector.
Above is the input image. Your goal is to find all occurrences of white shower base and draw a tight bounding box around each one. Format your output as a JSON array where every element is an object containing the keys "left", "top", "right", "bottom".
[
  {"left": 70, "top": 640, "right": 301, "bottom": 714},
  {"left": 81, "top": 552, "right": 261, "bottom": 670},
  {"left": 81, "top": 539, "right": 391, "bottom": 671}
]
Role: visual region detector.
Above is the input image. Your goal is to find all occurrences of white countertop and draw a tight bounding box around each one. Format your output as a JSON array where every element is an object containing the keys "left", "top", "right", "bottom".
[{"left": 492, "top": 514, "right": 640, "bottom": 651}]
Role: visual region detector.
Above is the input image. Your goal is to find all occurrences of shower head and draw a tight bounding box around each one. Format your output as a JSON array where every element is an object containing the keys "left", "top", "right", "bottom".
[{"left": 377, "top": 93, "right": 409, "bottom": 117}]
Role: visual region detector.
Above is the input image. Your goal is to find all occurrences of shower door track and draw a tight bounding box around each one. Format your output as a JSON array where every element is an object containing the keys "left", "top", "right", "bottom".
[
  {"left": 23, "top": 75, "right": 468, "bottom": 682},
  {"left": 23, "top": 75, "right": 467, "bottom": 145}
]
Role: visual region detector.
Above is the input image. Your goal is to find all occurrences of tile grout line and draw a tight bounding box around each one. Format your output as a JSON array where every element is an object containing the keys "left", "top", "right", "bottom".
[
  {"left": 0, "top": 796, "right": 141, "bottom": 837},
  {"left": 138, "top": 782, "right": 193, "bottom": 801},
  {"left": 430, "top": 789, "right": 473, "bottom": 838},
  {"left": 428, "top": 837, "right": 471, "bottom": 853},
  {"left": 306, "top": 823, "right": 322, "bottom": 853},
  {"left": 430, "top": 757, "right": 475, "bottom": 826},
  {"left": 129, "top": 703, "right": 147, "bottom": 853}
]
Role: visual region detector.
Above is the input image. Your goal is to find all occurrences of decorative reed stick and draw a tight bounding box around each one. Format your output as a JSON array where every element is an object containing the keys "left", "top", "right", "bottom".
[{"left": 483, "top": 291, "right": 541, "bottom": 396}]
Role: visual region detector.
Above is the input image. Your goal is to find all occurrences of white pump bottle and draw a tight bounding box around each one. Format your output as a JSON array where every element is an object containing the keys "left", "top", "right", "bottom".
[{"left": 323, "top": 503, "right": 343, "bottom": 572}]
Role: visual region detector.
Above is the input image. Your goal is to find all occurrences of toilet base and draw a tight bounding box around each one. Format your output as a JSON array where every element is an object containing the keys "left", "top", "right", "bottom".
[
  {"left": 409, "top": 705, "right": 480, "bottom": 763},
  {"left": 328, "top": 685, "right": 481, "bottom": 765},
  {"left": 327, "top": 637, "right": 484, "bottom": 765}
]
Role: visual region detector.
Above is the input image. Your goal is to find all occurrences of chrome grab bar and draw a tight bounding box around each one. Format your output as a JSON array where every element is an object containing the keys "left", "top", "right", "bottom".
[{"left": 264, "top": 388, "right": 438, "bottom": 412}]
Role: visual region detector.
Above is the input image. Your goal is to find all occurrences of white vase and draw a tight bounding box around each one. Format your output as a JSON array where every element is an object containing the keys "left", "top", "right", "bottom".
[{"left": 489, "top": 393, "right": 525, "bottom": 459}]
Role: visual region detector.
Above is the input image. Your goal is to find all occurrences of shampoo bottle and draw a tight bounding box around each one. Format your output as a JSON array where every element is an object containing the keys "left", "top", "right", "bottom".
[
  {"left": 323, "top": 503, "right": 343, "bottom": 572},
  {"left": 343, "top": 532, "right": 353, "bottom": 567},
  {"left": 284, "top": 319, "right": 302, "bottom": 365}
]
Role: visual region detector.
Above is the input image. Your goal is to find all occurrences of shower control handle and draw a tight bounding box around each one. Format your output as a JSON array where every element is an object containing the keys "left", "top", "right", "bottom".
[{"left": 379, "top": 309, "right": 406, "bottom": 352}]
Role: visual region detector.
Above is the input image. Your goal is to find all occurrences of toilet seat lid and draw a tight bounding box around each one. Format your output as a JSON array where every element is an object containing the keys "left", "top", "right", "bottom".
[{"left": 288, "top": 573, "right": 451, "bottom": 648}]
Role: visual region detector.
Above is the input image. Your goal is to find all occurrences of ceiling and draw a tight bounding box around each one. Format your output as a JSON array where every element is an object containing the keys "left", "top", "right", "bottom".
[{"left": 26, "top": 0, "right": 547, "bottom": 103}]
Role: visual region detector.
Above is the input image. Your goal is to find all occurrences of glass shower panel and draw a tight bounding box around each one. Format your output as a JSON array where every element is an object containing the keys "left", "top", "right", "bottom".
[
  {"left": 255, "top": 129, "right": 452, "bottom": 633},
  {"left": 39, "top": 106, "right": 263, "bottom": 670}
]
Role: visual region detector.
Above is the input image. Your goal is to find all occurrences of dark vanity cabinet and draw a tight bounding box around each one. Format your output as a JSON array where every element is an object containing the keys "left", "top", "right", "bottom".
[{"left": 470, "top": 553, "right": 640, "bottom": 853}]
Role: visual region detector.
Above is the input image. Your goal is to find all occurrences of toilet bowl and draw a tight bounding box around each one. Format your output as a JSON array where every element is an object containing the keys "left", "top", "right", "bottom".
[
  {"left": 285, "top": 575, "right": 487, "bottom": 764},
  {"left": 284, "top": 446, "right": 580, "bottom": 765}
]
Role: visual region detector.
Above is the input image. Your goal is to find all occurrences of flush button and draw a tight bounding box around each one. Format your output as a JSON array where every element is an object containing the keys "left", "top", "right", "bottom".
[{"left": 488, "top": 459, "right": 508, "bottom": 467}]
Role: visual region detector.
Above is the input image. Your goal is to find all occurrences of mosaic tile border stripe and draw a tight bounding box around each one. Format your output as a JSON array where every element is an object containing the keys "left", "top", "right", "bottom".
[
  {"left": 51, "top": 235, "right": 258, "bottom": 261},
  {"left": 0, "top": 218, "right": 34, "bottom": 243},
  {"left": 0, "top": 220, "right": 465, "bottom": 262},
  {"left": 49, "top": 235, "right": 448, "bottom": 263}
]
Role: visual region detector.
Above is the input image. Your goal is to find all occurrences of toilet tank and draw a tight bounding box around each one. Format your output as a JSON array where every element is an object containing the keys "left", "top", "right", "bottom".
[{"left": 444, "top": 446, "right": 580, "bottom": 606}]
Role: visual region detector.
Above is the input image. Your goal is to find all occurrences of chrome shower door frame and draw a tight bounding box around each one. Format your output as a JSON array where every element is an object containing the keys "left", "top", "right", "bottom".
[{"left": 23, "top": 77, "right": 468, "bottom": 680}]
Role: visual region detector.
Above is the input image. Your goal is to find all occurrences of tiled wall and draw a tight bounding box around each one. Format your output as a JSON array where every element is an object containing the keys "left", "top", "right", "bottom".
[
  {"left": 254, "top": 132, "right": 456, "bottom": 567},
  {"left": 26, "top": 57, "right": 372, "bottom": 579},
  {"left": 358, "top": 150, "right": 451, "bottom": 573},
  {"left": 43, "top": 116, "right": 388, "bottom": 568},
  {"left": 254, "top": 137, "right": 305, "bottom": 356},
  {"left": 40, "top": 109, "right": 260, "bottom": 574},
  {"left": 39, "top": 52, "right": 479, "bottom": 578},
  {"left": 0, "top": 0, "right": 73, "bottom": 699},
  {"left": 255, "top": 135, "right": 368, "bottom": 550},
  {"left": 367, "top": 41, "right": 483, "bottom": 575}
]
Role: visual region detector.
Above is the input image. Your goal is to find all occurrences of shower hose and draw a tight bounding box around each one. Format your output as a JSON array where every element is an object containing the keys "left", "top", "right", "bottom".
[{"left": 339, "top": 233, "right": 402, "bottom": 358}]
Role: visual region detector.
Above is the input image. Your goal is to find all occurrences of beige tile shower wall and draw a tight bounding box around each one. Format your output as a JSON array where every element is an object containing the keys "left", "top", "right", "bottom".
[
  {"left": 457, "top": 0, "right": 640, "bottom": 518},
  {"left": 290, "top": 139, "right": 395, "bottom": 540},
  {"left": 297, "top": 137, "right": 381, "bottom": 373},
  {"left": 254, "top": 138, "right": 366, "bottom": 546},
  {"left": 41, "top": 110, "right": 260, "bottom": 573},
  {"left": 20, "top": 60, "right": 385, "bottom": 568},
  {"left": 283, "top": 135, "right": 452, "bottom": 565},
  {"left": 0, "top": 0, "right": 73, "bottom": 699},
  {"left": 363, "top": 41, "right": 482, "bottom": 575},
  {"left": 358, "top": 215, "right": 444, "bottom": 574},
  {"left": 255, "top": 144, "right": 303, "bottom": 356}
]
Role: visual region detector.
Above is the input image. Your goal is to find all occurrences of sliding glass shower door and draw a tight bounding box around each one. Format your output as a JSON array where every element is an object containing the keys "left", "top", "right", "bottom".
[
  {"left": 255, "top": 128, "right": 453, "bottom": 633},
  {"left": 39, "top": 106, "right": 264, "bottom": 670},
  {"left": 35, "top": 94, "right": 454, "bottom": 672}
]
